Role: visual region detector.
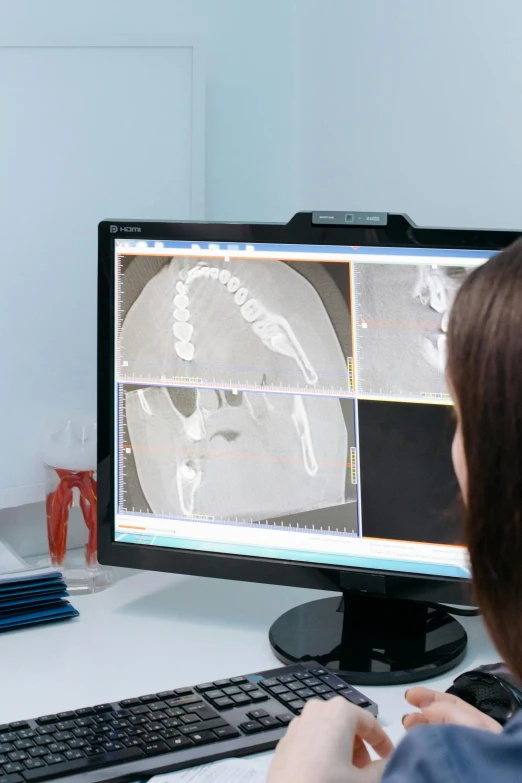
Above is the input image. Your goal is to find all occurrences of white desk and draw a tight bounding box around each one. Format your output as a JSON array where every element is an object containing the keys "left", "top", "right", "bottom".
[{"left": 0, "top": 569, "right": 499, "bottom": 778}]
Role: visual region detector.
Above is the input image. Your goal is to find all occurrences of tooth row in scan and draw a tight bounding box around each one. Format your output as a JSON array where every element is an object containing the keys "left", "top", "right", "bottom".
[
  {"left": 119, "top": 255, "right": 349, "bottom": 392},
  {"left": 170, "top": 262, "right": 269, "bottom": 364}
]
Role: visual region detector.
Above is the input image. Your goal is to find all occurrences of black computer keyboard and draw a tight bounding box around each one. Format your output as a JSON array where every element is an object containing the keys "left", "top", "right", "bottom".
[{"left": 0, "top": 661, "right": 377, "bottom": 783}]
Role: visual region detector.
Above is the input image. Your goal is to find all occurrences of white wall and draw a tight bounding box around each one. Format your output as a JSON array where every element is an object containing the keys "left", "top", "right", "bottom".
[
  {"left": 3, "top": 0, "right": 522, "bottom": 553},
  {"left": 294, "top": 0, "right": 522, "bottom": 229}
]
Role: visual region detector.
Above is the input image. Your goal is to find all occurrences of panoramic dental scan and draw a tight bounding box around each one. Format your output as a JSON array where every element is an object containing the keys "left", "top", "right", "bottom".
[
  {"left": 118, "top": 255, "right": 353, "bottom": 395},
  {"left": 122, "top": 384, "right": 358, "bottom": 532}
]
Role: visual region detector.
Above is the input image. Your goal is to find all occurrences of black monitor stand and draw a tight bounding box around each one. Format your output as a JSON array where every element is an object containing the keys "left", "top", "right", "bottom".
[{"left": 269, "top": 592, "right": 468, "bottom": 685}]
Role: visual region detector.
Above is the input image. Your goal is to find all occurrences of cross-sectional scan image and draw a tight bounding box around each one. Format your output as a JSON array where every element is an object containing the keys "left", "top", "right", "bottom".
[
  {"left": 118, "top": 256, "right": 353, "bottom": 395},
  {"left": 354, "top": 263, "right": 470, "bottom": 399},
  {"left": 121, "top": 385, "right": 358, "bottom": 534}
]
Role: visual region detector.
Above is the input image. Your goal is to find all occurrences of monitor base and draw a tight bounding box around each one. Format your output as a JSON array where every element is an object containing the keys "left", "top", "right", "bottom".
[{"left": 269, "top": 593, "right": 468, "bottom": 686}]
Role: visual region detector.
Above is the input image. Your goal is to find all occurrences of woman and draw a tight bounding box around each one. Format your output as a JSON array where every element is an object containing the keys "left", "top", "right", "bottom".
[{"left": 268, "top": 240, "right": 522, "bottom": 783}]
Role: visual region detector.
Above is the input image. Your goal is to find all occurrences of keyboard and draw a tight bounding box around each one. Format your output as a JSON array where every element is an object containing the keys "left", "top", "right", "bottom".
[{"left": 0, "top": 661, "right": 377, "bottom": 783}]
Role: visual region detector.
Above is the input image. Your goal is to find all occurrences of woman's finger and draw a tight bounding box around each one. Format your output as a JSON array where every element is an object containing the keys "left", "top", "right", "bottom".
[
  {"left": 349, "top": 703, "right": 394, "bottom": 759},
  {"left": 352, "top": 734, "right": 372, "bottom": 769},
  {"left": 402, "top": 712, "right": 429, "bottom": 730},
  {"left": 405, "top": 687, "right": 460, "bottom": 709}
]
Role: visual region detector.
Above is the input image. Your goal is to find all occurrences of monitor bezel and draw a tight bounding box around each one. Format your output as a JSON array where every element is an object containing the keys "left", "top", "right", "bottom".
[{"left": 98, "top": 211, "right": 520, "bottom": 606}]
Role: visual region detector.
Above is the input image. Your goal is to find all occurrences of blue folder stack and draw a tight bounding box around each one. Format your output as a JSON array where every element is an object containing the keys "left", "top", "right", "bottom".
[{"left": 0, "top": 569, "right": 79, "bottom": 632}]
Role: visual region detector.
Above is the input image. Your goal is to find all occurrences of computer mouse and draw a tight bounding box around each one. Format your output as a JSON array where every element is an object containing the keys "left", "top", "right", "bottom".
[{"left": 446, "top": 663, "right": 522, "bottom": 725}]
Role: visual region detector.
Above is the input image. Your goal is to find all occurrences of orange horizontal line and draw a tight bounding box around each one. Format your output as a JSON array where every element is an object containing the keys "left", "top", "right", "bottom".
[
  {"left": 119, "top": 524, "right": 147, "bottom": 531},
  {"left": 120, "top": 444, "right": 349, "bottom": 468},
  {"left": 365, "top": 536, "right": 465, "bottom": 549}
]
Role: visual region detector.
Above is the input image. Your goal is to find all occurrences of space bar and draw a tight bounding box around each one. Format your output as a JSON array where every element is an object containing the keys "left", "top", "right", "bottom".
[{"left": 22, "top": 747, "right": 145, "bottom": 781}]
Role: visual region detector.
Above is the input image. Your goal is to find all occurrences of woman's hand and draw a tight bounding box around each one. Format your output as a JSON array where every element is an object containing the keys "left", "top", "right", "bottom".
[
  {"left": 267, "top": 697, "right": 394, "bottom": 783},
  {"left": 402, "top": 686, "right": 502, "bottom": 732}
]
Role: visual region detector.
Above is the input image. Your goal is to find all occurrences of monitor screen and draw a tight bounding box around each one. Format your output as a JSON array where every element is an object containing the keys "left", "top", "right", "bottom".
[{"left": 113, "top": 236, "right": 494, "bottom": 581}]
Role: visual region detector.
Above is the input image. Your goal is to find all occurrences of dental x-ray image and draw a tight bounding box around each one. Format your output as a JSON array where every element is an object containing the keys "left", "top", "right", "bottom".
[
  {"left": 118, "top": 255, "right": 353, "bottom": 395},
  {"left": 120, "top": 384, "right": 358, "bottom": 534},
  {"left": 354, "top": 263, "right": 470, "bottom": 400}
]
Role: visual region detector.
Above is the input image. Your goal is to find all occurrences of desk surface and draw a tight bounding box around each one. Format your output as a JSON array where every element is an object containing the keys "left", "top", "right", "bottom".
[{"left": 0, "top": 569, "right": 499, "bottom": 779}]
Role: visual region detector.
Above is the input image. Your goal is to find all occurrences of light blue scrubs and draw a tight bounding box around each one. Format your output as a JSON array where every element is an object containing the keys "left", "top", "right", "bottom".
[{"left": 383, "top": 711, "right": 522, "bottom": 782}]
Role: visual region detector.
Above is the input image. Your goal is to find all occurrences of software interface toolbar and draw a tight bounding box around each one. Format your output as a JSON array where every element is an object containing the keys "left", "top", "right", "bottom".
[{"left": 114, "top": 239, "right": 494, "bottom": 579}]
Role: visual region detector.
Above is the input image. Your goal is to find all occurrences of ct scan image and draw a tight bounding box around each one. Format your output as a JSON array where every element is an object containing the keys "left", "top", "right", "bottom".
[
  {"left": 120, "top": 384, "right": 358, "bottom": 534},
  {"left": 117, "top": 255, "right": 353, "bottom": 395},
  {"left": 354, "top": 263, "right": 470, "bottom": 399}
]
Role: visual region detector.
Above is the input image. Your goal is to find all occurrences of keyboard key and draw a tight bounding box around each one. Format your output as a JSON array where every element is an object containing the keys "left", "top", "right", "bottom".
[
  {"left": 168, "top": 736, "right": 194, "bottom": 751},
  {"left": 28, "top": 748, "right": 48, "bottom": 758},
  {"left": 56, "top": 712, "right": 76, "bottom": 720},
  {"left": 231, "top": 694, "right": 251, "bottom": 706},
  {"left": 43, "top": 753, "right": 66, "bottom": 764},
  {"left": 36, "top": 726, "right": 55, "bottom": 736},
  {"left": 164, "top": 708, "right": 185, "bottom": 719},
  {"left": 46, "top": 742, "right": 68, "bottom": 754},
  {"left": 139, "top": 695, "right": 158, "bottom": 704},
  {"left": 190, "top": 730, "right": 217, "bottom": 745},
  {"left": 345, "top": 693, "right": 371, "bottom": 707},
  {"left": 0, "top": 774, "right": 24, "bottom": 783},
  {"left": 143, "top": 741, "right": 170, "bottom": 756},
  {"left": 119, "top": 699, "right": 140, "bottom": 708},
  {"left": 195, "top": 683, "right": 215, "bottom": 693},
  {"left": 309, "top": 668, "right": 329, "bottom": 676},
  {"left": 187, "top": 705, "right": 219, "bottom": 721},
  {"left": 321, "top": 692, "right": 338, "bottom": 701},
  {"left": 296, "top": 688, "right": 314, "bottom": 699},
  {"left": 55, "top": 721, "right": 75, "bottom": 732},
  {"left": 222, "top": 686, "right": 241, "bottom": 696},
  {"left": 259, "top": 716, "right": 280, "bottom": 729},
  {"left": 75, "top": 717, "right": 95, "bottom": 728},
  {"left": 287, "top": 682, "right": 303, "bottom": 692},
  {"left": 230, "top": 677, "right": 248, "bottom": 684},
  {"left": 179, "top": 719, "right": 227, "bottom": 736},
  {"left": 213, "top": 725, "right": 240, "bottom": 739},
  {"left": 14, "top": 739, "right": 34, "bottom": 750},
  {"left": 313, "top": 685, "right": 331, "bottom": 695},
  {"left": 248, "top": 709, "right": 269, "bottom": 720},
  {"left": 35, "top": 715, "right": 58, "bottom": 726},
  {"left": 249, "top": 691, "right": 269, "bottom": 703},
  {"left": 279, "top": 693, "right": 297, "bottom": 704},
  {"left": 0, "top": 742, "right": 14, "bottom": 753},
  {"left": 303, "top": 678, "right": 321, "bottom": 687},
  {"left": 157, "top": 690, "right": 178, "bottom": 699},
  {"left": 64, "top": 749, "right": 85, "bottom": 760},
  {"left": 206, "top": 690, "right": 225, "bottom": 701},
  {"left": 160, "top": 728, "right": 181, "bottom": 740},
  {"left": 162, "top": 717, "right": 182, "bottom": 729},
  {"left": 278, "top": 675, "right": 295, "bottom": 684},
  {"left": 24, "top": 758, "right": 46, "bottom": 769},
  {"left": 0, "top": 724, "right": 10, "bottom": 734},
  {"left": 76, "top": 708, "right": 95, "bottom": 717},
  {"left": 148, "top": 701, "right": 168, "bottom": 712},
  {"left": 130, "top": 706, "right": 150, "bottom": 716},
  {"left": 0, "top": 734, "right": 17, "bottom": 744},
  {"left": 54, "top": 732, "right": 74, "bottom": 741},
  {"left": 9, "top": 722, "right": 30, "bottom": 731},
  {"left": 320, "top": 675, "right": 346, "bottom": 691},
  {"left": 16, "top": 730, "right": 36, "bottom": 740},
  {"left": 94, "top": 704, "right": 113, "bottom": 714},
  {"left": 175, "top": 688, "right": 194, "bottom": 697},
  {"left": 269, "top": 685, "right": 288, "bottom": 696},
  {"left": 213, "top": 697, "right": 234, "bottom": 710},
  {"left": 239, "top": 721, "right": 263, "bottom": 734},
  {"left": 260, "top": 678, "right": 279, "bottom": 688},
  {"left": 213, "top": 680, "right": 232, "bottom": 688},
  {"left": 8, "top": 751, "right": 28, "bottom": 762},
  {"left": 22, "top": 747, "right": 144, "bottom": 781},
  {"left": 240, "top": 683, "right": 258, "bottom": 693},
  {"left": 3, "top": 762, "right": 23, "bottom": 774},
  {"left": 34, "top": 737, "right": 53, "bottom": 747},
  {"left": 165, "top": 696, "right": 203, "bottom": 709},
  {"left": 292, "top": 672, "right": 309, "bottom": 680},
  {"left": 287, "top": 700, "right": 305, "bottom": 712}
]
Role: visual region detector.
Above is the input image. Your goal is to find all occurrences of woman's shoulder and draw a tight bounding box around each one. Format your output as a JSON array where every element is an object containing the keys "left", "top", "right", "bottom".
[{"left": 382, "top": 713, "right": 522, "bottom": 783}]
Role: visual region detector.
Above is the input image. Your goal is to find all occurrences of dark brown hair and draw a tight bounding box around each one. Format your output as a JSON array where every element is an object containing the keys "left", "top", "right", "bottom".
[{"left": 447, "top": 239, "right": 522, "bottom": 678}]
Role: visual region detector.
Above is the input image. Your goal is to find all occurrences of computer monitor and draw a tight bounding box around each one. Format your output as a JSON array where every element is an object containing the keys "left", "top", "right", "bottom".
[{"left": 98, "top": 211, "right": 520, "bottom": 685}]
